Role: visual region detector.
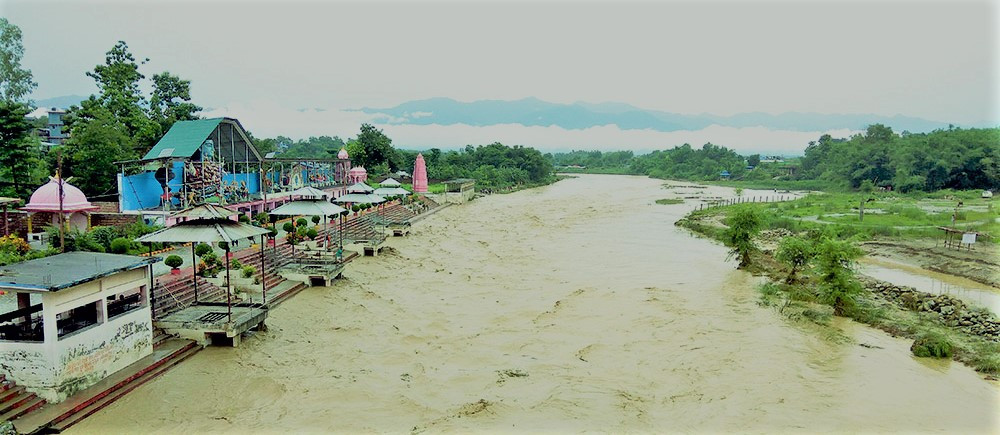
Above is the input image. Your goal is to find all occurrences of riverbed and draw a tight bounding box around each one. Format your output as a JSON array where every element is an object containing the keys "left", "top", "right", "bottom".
[{"left": 71, "top": 174, "right": 999, "bottom": 433}]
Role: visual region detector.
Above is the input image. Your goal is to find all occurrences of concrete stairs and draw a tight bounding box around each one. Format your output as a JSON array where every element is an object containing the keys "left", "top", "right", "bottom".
[
  {"left": 152, "top": 274, "right": 226, "bottom": 319},
  {"left": 0, "top": 375, "right": 46, "bottom": 424},
  {"left": 12, "top": 339, "right": 202, "bottom": 434}
]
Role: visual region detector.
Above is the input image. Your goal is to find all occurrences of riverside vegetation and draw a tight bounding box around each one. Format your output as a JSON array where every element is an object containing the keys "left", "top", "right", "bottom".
[{"left": 676, "top": 194, "right": 1000, "bottom": 376}]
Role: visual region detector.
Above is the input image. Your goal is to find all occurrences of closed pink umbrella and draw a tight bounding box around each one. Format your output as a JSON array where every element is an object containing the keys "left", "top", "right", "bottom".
[{"left": 413, "top": 154, "right": 428, "bottom": 193}]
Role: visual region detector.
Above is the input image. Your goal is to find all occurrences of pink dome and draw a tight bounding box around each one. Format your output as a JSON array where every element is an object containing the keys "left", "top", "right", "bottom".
[
  {"left": 22, "top": 178, "right": 99, "bottom": 212},
  {"left": 348, "top": 166, "right": 367, "bottom": 175},
  {"left": 338, "top": 148, "right": 349, "bottom": 159}
]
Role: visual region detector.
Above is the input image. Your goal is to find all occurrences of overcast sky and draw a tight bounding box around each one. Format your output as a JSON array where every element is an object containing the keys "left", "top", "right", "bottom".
[{"left": 4, "top": 0, "right": 998, "bottom": 153}]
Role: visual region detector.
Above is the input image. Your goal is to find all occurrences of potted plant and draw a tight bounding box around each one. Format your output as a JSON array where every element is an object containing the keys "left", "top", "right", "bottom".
[
  {"left": 282, "top": 222, "right": 295, "bottom": 233},
  {"left": 352, "top": 204, "right": 360, "bottom": 216},
  {"left": 296, "top": 217, "right": 308, "bottom": 227},
  {"left": 164, "top": 254, "right": 183, "bottom": 275},
  {"left": 267, "top": 226, "right": 278, "bottom": 246},
  {"left": 311, "top": 215, "right": 321, "bottom": 225},
  {"left": 195, "top": 243, "right": 213, "bottom": 257}
]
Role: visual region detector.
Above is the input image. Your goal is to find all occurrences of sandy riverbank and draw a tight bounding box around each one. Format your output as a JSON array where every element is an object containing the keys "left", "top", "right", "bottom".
[{"left": 71, "top": 174, "right": 998, "bottom": 433}]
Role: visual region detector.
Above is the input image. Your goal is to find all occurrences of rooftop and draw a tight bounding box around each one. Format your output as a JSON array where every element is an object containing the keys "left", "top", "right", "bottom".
[{"left": 0, "top": 252, "right": 156, "bottom": 292}]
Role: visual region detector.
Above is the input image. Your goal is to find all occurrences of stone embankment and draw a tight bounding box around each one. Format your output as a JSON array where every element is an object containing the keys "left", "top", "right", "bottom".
[{"left": 860, "top": 277, "right": 1000, "bottom": 342}]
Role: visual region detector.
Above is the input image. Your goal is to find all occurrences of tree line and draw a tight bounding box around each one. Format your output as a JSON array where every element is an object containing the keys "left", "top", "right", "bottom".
[{"left": 550, "top": 124, "right": 1000, "bottom": 192}]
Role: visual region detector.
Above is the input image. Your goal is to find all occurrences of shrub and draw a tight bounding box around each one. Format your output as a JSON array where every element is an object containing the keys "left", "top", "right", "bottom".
[
  {"left": 910, "top": 332, "right": 953, "bottom": 358},
  {"left": 164, "top": 255, "right": 183, "bottom": 269},
  {"left": 352, "top": 205, "right": 360, "bottom": 213},
  {"left": 267, "top": 226, "right": 278, "bottom": 238},
  {"left": 723, "top": 207, "right": 762, "bottom": 269},
  {"left": 296, "top": 217, "right": 308, "bottom": 227},
  {"left": 110, "top": 237, "right": 131, "bottom": 254},
  {"left": 283, "top": 222, "right": 295, "bottom": 233},
  {"left": 775, "top": 236, "right": 815, "bottom": 283},
  {"left": 201, "top": 251, "right": 218, "bottom": 267},
  {"left": 306, "top": 228, "right": 319, "bottom": 240},
  {"left": 88, "top": 226, "right": 121, "bottom": 251},
  {"left": 311, "top": 215, "right": 321, "bottom": 224},
  {"left": 296, "top": 226, "right": 308, "bottom": 236},
  {"left": 242, "top": 265, "right": 256, "bottom": 278},
  {"left": 195, "top": 243, "right": 213, "bottom": 257},
  {"left": 340, "top": 210, "right": 349, "bottom": 217},
  {"left": 254, "top": 212, "right": 270, "bottom": 224},
  {"left": 0, "top": 235, "right": 30, "bottom": 255},
  {"left": 218, "top": 241, "right": 229, "bottom": 251},
  {"left": 813, "top": 237, "right": 863, "bottom": 316},
  {"left": 285, "top": 232, "right": 300, "bottom": 245},
  {"left": 230, "top": 258, "right": 243, "bottom": 270}
]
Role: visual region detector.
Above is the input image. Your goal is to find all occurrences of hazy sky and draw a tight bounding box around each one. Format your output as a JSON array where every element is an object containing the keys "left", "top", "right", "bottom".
[{"left": 4, "top": 0, "right": 998, "bottom": 152}]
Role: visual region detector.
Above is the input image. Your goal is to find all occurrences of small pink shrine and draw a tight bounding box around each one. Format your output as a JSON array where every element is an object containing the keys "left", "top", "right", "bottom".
[
  {"left": 21, "top": 176, "right": 99, "bottom": 233},
  {"left": 347, "top": 166, "right": 368, "bottom": 184}
]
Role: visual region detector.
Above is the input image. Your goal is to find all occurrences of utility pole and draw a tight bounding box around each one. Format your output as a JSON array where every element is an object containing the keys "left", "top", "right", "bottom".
[{"left": 57, "top": 149, "right": 65, "bottom": 252}]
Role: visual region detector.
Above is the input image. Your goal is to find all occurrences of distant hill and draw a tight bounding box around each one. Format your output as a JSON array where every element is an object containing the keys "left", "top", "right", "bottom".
[
  {"left": 34, "top": 94, "right": 87, "bottom": 110},
  {"left": 363, "top": 97, "right": 953, "bottom": 133}
]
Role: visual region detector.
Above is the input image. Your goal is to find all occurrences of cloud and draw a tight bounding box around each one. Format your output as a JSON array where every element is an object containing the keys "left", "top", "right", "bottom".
[{"left": 201, "top": 101, "right": 859, "bottom": 155}]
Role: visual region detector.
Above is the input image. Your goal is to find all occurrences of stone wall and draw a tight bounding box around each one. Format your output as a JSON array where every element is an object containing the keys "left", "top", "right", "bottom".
[
  {"left": 862, "top": 277, "right": 1000, "bottom": 341},
  {"left": 90, "top": 213, "right": 141, "bottom": 228}
]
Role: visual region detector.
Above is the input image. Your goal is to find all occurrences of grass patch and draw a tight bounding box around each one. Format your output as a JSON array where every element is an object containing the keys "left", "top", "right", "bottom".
[
  {"left": 655, "top": 198, "right": 684, "bottom": 205},
  {"left": 910, "top": 331, "right": 954, "bottom": 358}
]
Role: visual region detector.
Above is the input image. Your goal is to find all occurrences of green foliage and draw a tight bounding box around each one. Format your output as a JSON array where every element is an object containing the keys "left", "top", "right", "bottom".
[
  {"left": 311, "top": 215, "right": 320, "bottom": 224},
  {"left": 0, "top": 100, "right": 40, "bottom": 198},
  {"left": 267, "top": 226, "right": 278, "bottom": 238},
  {"left": 149, "top": 71, "right": 201, "bottom": 134},
  {"left": 0, "top": 18, "right": 37, "bottom": 102},
  {"left": 910, "top": 332, "right": 954, "bottom": 358},
  {"left": 229, "top": 258, "right": 242, "bottom": 270},
  {"left": 775, "top": 236, "right": 815, "bottom": 283},
  {"left": 296, "top": 217, "right": 307, "bottom": 227},
  {"left": 109, "top": 237, "right": 131, "bottom": 254},
  {"left": 306, "top": 228, "right": 318, "bottom": 240},
  {"left": 88, "top": 226, "right": 120, "bottom": 252},
  {"left": 218, "top": 241, "right": 229, "bottom": 250},
  {"left": 813, "top": 237, "right": 863, "bottom": 316},
  {"left": 352, "top": 205, "right": 361, "bottom": 213},
  {"left": 164, "top": 254, "right": 183, "bottom": 269},
  {"left": 241, "top": 265, "right": 256, "bottom": 279},
  {"left": 282, "top": 222, "right": 295, "bottom": 233},
  {"left": 723, "top": 207, "right": 762, "bottom": 269},
  {"left": 195, "top": 243, "right": 212, "bottom": 257},
  {"left": 254, "top": 212, "right": 270, "bottom": 224},
  {"left": 238, "top": 214, "right": 250, "bottom": 223}
]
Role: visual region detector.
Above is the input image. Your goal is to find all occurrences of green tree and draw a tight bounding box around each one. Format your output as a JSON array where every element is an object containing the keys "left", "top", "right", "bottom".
[
  {"left": 775, "top": 236, "right": 815, "bottom": 283},
  {"left": 0, "top": 18, "right": 36, "bottom": 103},
  {"left": 723, "top": 207, "right": 762, "bottom": 269},
  {"left": 813, "top": 238, "right": 863, "bottom": 316},
  {"left": 59, "top": 108, "right": 136, "bottom": 196},
  {"left": 0, "top": 100, "right": 38, "bottom": 197},
  {"left": 78, "top": 41, "right": 158, "bottom": 154},
  {"left": 149, "top": 71, "right": 201, "bottom": 133},
  {"left": 354, "top": 123, "right": 398, "bottom": 171}
]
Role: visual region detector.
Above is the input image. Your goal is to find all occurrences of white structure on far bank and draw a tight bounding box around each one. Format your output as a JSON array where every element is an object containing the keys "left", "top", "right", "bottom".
[{"left": 0, "top": 252, "right": 156, "bottom": 403}]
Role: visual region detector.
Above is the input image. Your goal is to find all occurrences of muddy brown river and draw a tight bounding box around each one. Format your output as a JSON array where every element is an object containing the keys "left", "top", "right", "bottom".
[{"left": 72, "top": 175, "right": 998, "bottom": 433}]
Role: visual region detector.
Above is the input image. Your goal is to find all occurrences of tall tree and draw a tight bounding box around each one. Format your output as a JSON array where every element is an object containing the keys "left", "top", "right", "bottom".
[
  {"left": 0, "top": 18, "right": 36, "bottom": 103},
  {"left": 149, "top": 71, "right": 201, "bottom": 133},
  {"left": 0, "top": 101, "right": 36, "bottom": 197},
  {"left": 354, "top": 123, "right": 398, "bottom": 171},
  {"left": 59, "top": 107, "right": 135, "bottom": 197},
  {"left": 82, "top": 41, "right": 158, "bottom": 153},
  {"left": 0, "top": 19, "right": 39, "bottom": 198}
]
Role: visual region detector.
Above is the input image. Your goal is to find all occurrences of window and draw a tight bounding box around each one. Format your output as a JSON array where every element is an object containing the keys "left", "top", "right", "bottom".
[
  {"left": 0, "top": 302, "right": 44, "bottom": 342},
  {"left": 106, "top": 286, "right": 146, "bottom": 319},
  {"left": 57, "top": 300, "right": 102, "bottom": 339}
]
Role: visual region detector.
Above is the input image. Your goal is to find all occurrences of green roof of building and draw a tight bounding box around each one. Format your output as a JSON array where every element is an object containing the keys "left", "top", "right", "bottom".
[{"left": 142, "top": 118, "right": 225, "bottom": 160}]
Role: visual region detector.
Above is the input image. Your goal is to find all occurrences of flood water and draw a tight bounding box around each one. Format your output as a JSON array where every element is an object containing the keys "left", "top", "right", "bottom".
[
  {"left": 72, "top": 175, "right": 998, "bottom": 433},
  {"left": 861, "top": 257, "right": 1000, "bottom": 316}
]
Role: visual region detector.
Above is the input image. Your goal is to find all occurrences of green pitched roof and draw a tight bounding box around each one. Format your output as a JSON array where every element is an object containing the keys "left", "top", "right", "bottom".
[{"left": 143, "top": 118, "right": 225, "bottom": 160}]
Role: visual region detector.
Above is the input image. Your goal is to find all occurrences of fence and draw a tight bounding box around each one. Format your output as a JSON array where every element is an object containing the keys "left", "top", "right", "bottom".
[{"left": 695, "top": 195, "right": 793, "bottom": 212}]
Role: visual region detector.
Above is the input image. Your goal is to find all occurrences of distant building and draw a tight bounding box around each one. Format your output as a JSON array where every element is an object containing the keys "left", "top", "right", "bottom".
[
  {"left": 760, "top": 156, "right": 784, "bottom": 163},
  {"left": 720, "top": 170, "right": 731, "bottom": 180},
  {"left": 36, "top": 108, "right": 68, "bottom": 145}
]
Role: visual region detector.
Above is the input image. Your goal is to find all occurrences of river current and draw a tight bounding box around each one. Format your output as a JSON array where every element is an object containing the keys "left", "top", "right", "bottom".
[{"left": 72, "top": 174, "right": 998, "bottom": 433}]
